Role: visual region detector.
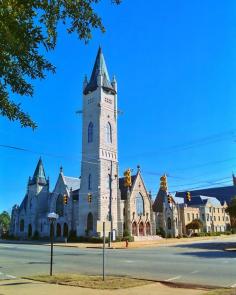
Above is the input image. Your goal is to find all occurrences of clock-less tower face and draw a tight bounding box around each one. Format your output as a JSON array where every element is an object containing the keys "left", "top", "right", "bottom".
[{"left": 77, "top": 47, "right": 119, "bottom": 237}]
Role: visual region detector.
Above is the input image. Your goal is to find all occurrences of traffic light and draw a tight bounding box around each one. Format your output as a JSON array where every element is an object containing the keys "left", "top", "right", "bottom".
[
  {"left": 88, "top": 193, "right": 92, "bottom": 203},
  {"left": 124, "top": 169, "right": 132, "bottom": 187},
  {"left": 63, "top": 195, "right": 68, "bottom": 205},
  {"left": 186, "top": 191, "right": 191, "bottom": 202},
  {"left": 160, "top": 175, "right": 167, "bottom": 191},
  {"left": 167, "top": 194, "right": 172, "bottom": 204}
]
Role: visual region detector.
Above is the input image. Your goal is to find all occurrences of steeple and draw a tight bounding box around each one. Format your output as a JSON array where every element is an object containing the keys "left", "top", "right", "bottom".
[
  {"left": 83, "top": 47, "right": 116, "bottom": 95},
  {"left": 30, "top": 158, "right": 47, "bottom": 185}
]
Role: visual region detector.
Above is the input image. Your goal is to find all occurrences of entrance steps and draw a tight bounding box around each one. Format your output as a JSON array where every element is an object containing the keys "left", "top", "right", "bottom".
[{"left": 134, "top": 235, "right": 162, "bottom": 241}]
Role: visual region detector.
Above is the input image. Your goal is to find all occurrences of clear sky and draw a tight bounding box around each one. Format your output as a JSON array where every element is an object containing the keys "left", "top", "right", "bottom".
[{"left": 1, "top": 0, "right": 236, "bottom": 213}]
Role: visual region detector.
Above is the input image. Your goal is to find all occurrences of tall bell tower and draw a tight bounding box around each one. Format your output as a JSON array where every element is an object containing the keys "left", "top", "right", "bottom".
[{"left": 78, "top": 47, "right": 119, "bottom": 236}]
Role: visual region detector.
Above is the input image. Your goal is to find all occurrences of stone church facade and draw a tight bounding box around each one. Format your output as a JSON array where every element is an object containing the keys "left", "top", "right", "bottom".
[{"left": 10, "top": 48, "right": 156, "bottom": 240}]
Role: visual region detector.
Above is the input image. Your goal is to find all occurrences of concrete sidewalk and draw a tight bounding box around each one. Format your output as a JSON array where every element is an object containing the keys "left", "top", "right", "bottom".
[{"left": 0, "top": 279, "right": 207, "bottom": 295}]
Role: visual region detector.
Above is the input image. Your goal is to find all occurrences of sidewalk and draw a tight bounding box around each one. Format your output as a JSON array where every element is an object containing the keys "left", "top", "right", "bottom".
[
  {"left": 0, "top": 279, "right": 207, "bottom": 295},
  {"left": 52, "top": 234, "right": 236, "bottom": 249}
]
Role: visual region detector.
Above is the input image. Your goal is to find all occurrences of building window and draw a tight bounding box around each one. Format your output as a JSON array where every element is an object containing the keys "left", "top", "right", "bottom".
[
  {"left": 88, "top": 122, "right": 93, "bottom": 143},
  {"left": 136, "top": 193, "right": 144, "bottom": 216},
  {"left": 106, "top": 122, "right": 112, "bottom": 143},
  {"left": 213, "top": 208, "right": 215, "bottom": 213},
  {"left": 192, "top": 213, "right": 194, "bottom": 220},
  {"left": 207, "top": 214, "right": 209, "bottom": 221},
  {"left": 214, "top": 216, "right": 216, "bottom": 221},
  {"left": 218, "top": 216, "right": 220, "bottom": 221},
  {"left": 202, "top": 214, "right": 205, "bottom": 220},
  {"left": 88, "top": 174, "right": 92, "bottom": 190},
  {"left": 218, "top": 208, "right": 220, "bottom": 213}
]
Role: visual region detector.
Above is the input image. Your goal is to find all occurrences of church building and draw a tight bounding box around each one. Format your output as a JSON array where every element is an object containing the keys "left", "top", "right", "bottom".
[{"left": 10, "top": 48, "right": 156, "bottom": 240}]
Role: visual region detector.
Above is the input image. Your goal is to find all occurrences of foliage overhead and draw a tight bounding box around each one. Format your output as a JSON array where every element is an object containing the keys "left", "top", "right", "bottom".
[
  {"left": 0, "top": 211, "right": 11, "bottom": 232},
  {"left": 186, "top": 219, "right": 203, "bottom": 230},
  {"left": 0, "top": 0, "right": 121, "bottom": 128}
]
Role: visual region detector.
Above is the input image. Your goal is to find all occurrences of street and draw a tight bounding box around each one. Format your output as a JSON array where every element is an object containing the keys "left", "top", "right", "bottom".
[{"left": 0, "top": 237, "right": 236, "bottom": 288}]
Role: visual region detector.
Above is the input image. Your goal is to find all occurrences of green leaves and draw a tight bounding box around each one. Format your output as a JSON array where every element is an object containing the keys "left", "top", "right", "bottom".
[
  {"left": 0, "top": 211, "right": 10, "bottom": 232},
  {"left": 0, "top": 0, "right": 121, "bottom": 128}
]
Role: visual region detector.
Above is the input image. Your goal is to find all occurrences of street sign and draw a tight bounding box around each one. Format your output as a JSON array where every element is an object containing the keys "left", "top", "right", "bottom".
[{"left": 97, "top": 221, "right": 111, "bottom": 235}]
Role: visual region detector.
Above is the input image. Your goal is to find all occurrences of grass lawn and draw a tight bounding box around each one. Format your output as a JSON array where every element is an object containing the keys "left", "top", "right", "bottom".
[{"left": 24, "top": 273, "right": 153, "bottom": 289}]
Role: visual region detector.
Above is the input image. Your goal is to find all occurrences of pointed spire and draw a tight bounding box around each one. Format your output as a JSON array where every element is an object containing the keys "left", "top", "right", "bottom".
[
  {"left": 83, "top": 47, "right": 116, "bottom": 94},
  {"left": 31, "top": 158, "right": 47, "bottom": 185}
]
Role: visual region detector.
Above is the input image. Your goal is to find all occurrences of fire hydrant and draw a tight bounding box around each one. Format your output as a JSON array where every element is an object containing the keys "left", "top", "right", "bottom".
[{"left": 125, "top": 239, "right": 129, "bottom": 248}]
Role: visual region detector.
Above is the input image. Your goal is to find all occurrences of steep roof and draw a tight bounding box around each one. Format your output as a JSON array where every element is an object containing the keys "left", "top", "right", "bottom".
[
  {"left": 152, "top": 189, "right": 167, "bottom": 212},
  {"left": 64, "top": 176, "right": 81, "bottom": 191},
  {"left": 175, "top": 185, "right": 236, "bottom": 205},
  {"left": 19, "top": 194, "right": 28, "bottom": 211},
  {"left": 84, "top": 47, "right": 115, "bottom": 94},
  {"left": 30, "top": 158, "right": 47, "bottom": 185}
]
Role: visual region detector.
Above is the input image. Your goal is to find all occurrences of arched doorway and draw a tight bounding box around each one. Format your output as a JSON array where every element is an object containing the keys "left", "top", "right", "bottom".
[
  {"left": 139, "top": 222, "right": 144, "bottom": 236},
  {"left": 28, "top": 224, "right": 32, "bottom": 237},
  {"left": 20, "top": 219, "right": 24, "bottom": 232},
  {"left": 63, "top": 223, "right": 68, "bottom": 238},
  {"left": 132, "top": 222, "right": 137, "bottom": 236},
  {"left": 56, "top": 223, "right": 61, "bottom": 237},
  {"left": 87, "top": 212, "right": 93, "bottom": 233},
  {"left": 146, "top": 222, "right": 151, "bottom": 235}
]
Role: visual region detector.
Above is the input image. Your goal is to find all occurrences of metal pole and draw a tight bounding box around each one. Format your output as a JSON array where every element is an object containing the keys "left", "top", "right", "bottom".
[
  {"left": 102, "top": 221, "right": 105, "bottom": 281},
  {"left": 108, "top": 161, "right": 113, "bottom": 247},
  {"left": 50, "top": 221, "right": 54, "bottom": 276}
]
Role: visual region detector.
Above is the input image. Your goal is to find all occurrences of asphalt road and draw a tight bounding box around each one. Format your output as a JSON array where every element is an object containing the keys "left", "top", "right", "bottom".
[{"left": 0, "top": 237, "right": 236, "bottom": 288}]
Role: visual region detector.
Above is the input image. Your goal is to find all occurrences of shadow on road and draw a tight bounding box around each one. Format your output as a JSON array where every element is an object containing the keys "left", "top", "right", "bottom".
[{"left": 173, "top": 241, "right": 236, "bottom": 258}]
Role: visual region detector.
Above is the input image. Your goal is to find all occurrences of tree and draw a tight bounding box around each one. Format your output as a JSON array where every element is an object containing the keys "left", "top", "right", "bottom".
[
  {"left": 186, "top": 219, "right": 203, "bottom": 231},
  {"left": 226, "top": 197, "right": 236, "bottom": 228},
  {"left": 0, "top": 0, "right": 121, "bottom": 128},
  {"left": 0, "top": 211, "right": 11, "bottom": 235}
]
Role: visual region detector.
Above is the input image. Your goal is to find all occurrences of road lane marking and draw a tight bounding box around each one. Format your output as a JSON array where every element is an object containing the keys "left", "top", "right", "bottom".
[
  {"left": 165, "top": 276, "right": 181, "bottom": 282},
  {"left": 191, "top": 270, "right": 199, "bottom": 274}
]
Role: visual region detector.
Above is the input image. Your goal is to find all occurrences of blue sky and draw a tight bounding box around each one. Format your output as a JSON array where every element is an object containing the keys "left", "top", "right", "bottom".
[{"left": 1, "top": 0, "right": 236, "bottom": 213}]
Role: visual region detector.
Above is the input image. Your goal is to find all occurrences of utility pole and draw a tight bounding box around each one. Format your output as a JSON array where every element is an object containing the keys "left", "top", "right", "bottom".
[{"left": 108, "top": 160, "right": 113, "bottom": 248}]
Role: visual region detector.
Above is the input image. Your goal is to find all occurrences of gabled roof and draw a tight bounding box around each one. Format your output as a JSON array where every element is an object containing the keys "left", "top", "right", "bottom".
[
  {"left": 152, "top": 189, "right": 167, "bottom": 212},
  {"left": 84, "top": 47, "right": 116, "bottom": 95},
  {"left": 175, "top": 185, "right": 236, "bottom": 205},
  {"left": 64, "top": 176, "right": 80, "bottom": 191},
  {"left": 19, "top": 194, "right": 28, "bottom": 211},
  {"left": 30, "top": 158, "right": 47, "bottom": 185}
]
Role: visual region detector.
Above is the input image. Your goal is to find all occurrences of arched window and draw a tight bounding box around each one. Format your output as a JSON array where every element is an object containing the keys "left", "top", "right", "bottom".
[
  {"left": 88, "top": 122, "right": 93, "bottom": 143},
  {"left": 88, "top": 174, "right": 92, "bottom": 190},
  {"left": 20, "top": 219, "right": 24, "bottom": 232},
  {"left": 56, "top": 194, "right": 64, "bottom": 217},
  {"left": 106, "top": 122, "right": 112, "bottom": 143},
  {"left": 136, "top": 193, "right": 144, "bottom": 216},
  {"left": 167, "top": 217, "right": 172, "bottom": 230},
  {"left": 87, "top": 212, "right": 93, "bottom": 232}
]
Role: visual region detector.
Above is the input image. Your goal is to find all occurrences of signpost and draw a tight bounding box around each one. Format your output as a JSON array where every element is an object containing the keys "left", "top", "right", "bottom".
[
  {"left": 48, "top": 212, "right": 59, "bottom": 276},
  {"left": 97, "top": 221, "right": 111, "bottom": 280}
]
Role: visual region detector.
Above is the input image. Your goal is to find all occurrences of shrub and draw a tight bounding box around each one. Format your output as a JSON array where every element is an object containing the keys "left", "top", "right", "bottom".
[{"left": 32, "top": 230, "right": 39, "bottom": 240}]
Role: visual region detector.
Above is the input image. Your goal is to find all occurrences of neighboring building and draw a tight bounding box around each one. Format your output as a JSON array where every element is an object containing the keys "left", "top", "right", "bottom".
[
  {"left": 153, "top": 176, "right": 231, "bottom": 237},
  {"left": 10, "top": 47, "right": 156, "bottom": 240},
  {"left": 175, "top": 176, "right": 236, "bottom": 205}
]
